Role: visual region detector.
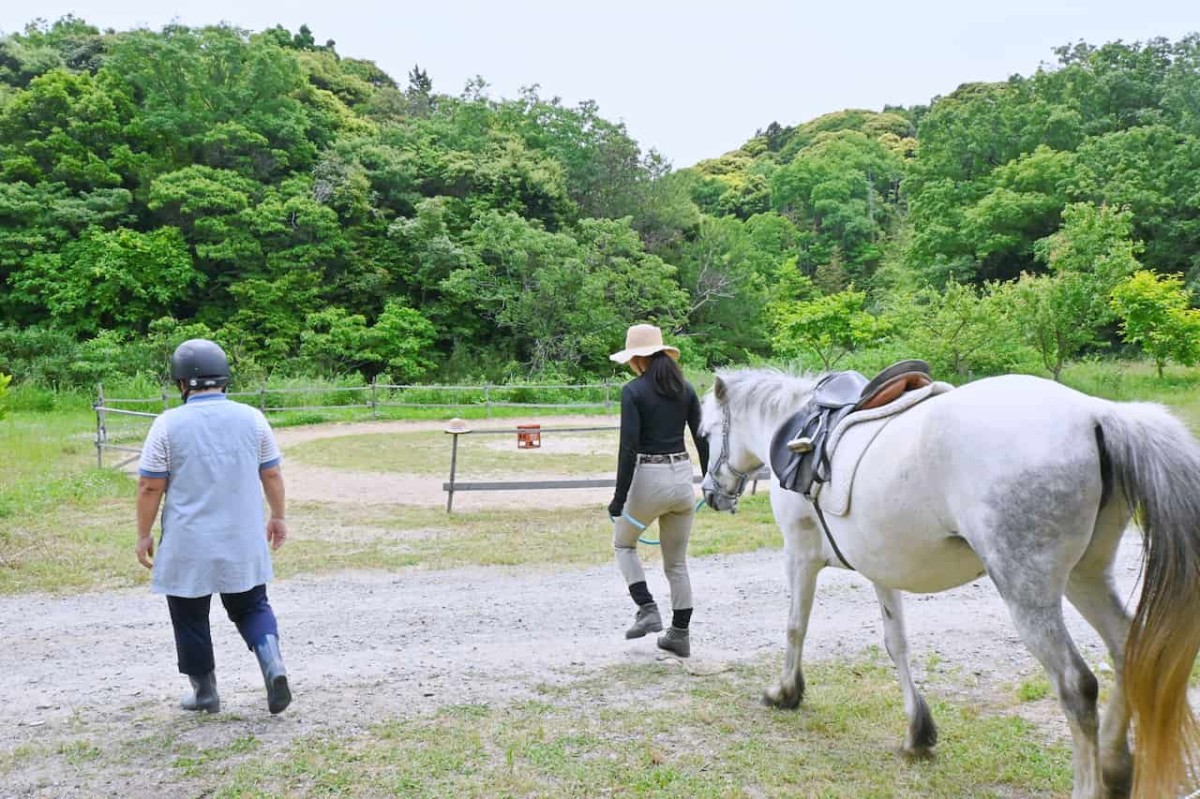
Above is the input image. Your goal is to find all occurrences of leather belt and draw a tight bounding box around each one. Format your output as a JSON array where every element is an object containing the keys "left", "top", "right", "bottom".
[{"left": 638, "top": 452, "right": 690, "bottom": 464}]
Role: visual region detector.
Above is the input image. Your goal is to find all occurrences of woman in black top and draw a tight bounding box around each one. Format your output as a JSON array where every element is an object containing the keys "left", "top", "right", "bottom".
[{"left": 608, "top": 324, "right": 709, "bottom": 657}]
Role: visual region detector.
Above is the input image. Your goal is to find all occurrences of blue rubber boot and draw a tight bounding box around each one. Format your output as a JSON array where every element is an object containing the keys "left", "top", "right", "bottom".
[
  {"left": 180, "top": 671, "right": 220, "bottom": 713},
  {"left": 253, "top": 635, "right": 291, "bottom": 714}
]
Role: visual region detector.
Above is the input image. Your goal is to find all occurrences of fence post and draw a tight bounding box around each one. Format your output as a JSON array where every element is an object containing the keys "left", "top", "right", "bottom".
[
  {"left": 485, "top": 383, "right": 491, "bottom": 419},
  {"left": 161, "top": 384, "right": 169, "bottom": 412},
  {"left": 258, "top": 386, "right": 267, "bottom": 412},
  {"left": 446, "top": 432, "right": 460, "bottom": 513},
  {"left": 95, "top": 383, "right": 105, "bottom": 468},
  {"left": 370, "top": 376, "right": 378, "bottom": 419},
  {"left": 604, "top": 379, "right": 611, "bottom": 413}
]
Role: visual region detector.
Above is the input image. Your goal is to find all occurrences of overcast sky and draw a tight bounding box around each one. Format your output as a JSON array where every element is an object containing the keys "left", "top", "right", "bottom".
[{"left": 2, "top": 0, "right": 1196, "bottom": 167}]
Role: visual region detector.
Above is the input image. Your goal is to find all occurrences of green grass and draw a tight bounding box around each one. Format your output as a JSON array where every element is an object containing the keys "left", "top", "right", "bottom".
[
  {"left": 1016, "top": 676, "right": 1052, "bottom": 702},
  {"left": 0, "top": 656, "right": 1073, "bottom": 798},
  {"left": 277, "top": 493, "right": 779, "bottom": 576},
  {"left": 1061, "top": 359, "right": 1200, "bottom": 429},
  {"left": 0, "top": 400, "right": 775, "bottom": 592},
  {"left": 0, "top": 495, "right": 781, "bottom": 594},
  {"left": 193, "top": 657, "right": 1069, "bottom": 798},
  {"left": 286, "top": 428, "right": 620, "bottom": 477},
  {"left": 266, "top": 400, "right": 620, "bottom": 428},
  {"left": 0, "top": 410, "right": 135, "bottom": 591},
  {"left": 0, "top": 454, "right": 781, "bottom": 593}
]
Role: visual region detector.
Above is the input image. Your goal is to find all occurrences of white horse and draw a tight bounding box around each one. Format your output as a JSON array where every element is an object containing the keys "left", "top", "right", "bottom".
[{"left": 700, "top": 368, "right": 1200, "bottom": 799}]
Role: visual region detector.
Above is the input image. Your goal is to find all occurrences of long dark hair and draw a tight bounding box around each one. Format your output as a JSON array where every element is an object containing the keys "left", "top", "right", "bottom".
[{"left": 643, "top": 352, "right": 685, "bottom": 398}]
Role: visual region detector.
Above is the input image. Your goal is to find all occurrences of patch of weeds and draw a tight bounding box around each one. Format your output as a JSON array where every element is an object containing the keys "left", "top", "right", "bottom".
[
  {"left": 173, "top": 734, "right": 260, "bottom": 778},
  {"left": 57, "top": 740, "right": 102, "bottom": 766},
  {"left": 0, "top": 743, "right": 43, "bottom": 774},
  {"left": 1017, "top": 676, "right": 1051, "bottom": 702}
]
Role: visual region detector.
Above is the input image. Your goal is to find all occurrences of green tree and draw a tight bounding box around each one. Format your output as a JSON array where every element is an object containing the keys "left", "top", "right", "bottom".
[
  {"left": 1072, "top": 126, "right": 1200, "bottom": 279},
  {"left": 0, "top": 67, "right": 141, "bottom": 190},
  {"left": 771, "top": 287, "right": 890, "bottom": 369},
  {"left": 1110, "top": 271, "right": 1200, "bottom": 377},
  {"left": 9, "top": 226, "right": 199, "bottom": 335},
  {"left": 1033, "top": 202, "right": 1142, "bottom": 287},
  {"left": 368, "top": 300, "right": 437, "bottom": 380},
  {"left": 297, "top": 307, "right": 371, "bottom": 375},
  {"left": 882, "top": 282, "right": 1029, "bottom": 380},
  {"left": 104, "top": 24, "right": 327, "bottom": 178},
  {"left": 1005, "top": 203, "right": 1142, "bottom": 380},
  {"left": 0, "top": 371, "right": 10, "bottom": 419},
  {"left": 771, "top": 130, "right": 904, "bottom": 282},
  {"left": 672, "top": 213, "right": 797, "bottom": 365}
]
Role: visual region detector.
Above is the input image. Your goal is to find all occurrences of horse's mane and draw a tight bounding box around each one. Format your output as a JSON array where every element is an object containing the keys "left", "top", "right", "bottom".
[{"left": 700, "top": 367, "right": 818, "bottom": 435}]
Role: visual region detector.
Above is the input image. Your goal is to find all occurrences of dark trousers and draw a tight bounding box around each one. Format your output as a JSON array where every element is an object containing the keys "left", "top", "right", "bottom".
[{"left": 167, "top": 584, "right": 278, "bottom": 676}]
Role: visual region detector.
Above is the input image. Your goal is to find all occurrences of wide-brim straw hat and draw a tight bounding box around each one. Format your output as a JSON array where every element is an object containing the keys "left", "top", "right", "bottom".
[{"left": 609, "top": 324, "right": 680, "bottom": 363}]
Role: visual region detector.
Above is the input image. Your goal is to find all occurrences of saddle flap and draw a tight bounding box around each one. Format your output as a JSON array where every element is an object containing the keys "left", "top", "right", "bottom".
[{"left": 769, "top": 410, "right": 816, "bottom": 490}]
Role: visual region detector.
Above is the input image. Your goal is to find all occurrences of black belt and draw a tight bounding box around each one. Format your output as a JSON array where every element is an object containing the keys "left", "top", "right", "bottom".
[{"left": 638, "top": 452, "right": 690, "bottom": 464}]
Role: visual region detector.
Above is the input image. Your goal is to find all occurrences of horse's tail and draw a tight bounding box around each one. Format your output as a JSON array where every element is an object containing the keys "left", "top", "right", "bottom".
[{"left": 1100, "top": 401, "right": 1200, "bottom": 796}]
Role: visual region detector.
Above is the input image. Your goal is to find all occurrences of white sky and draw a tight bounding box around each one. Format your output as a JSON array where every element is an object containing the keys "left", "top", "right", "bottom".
[{"left": 1, "top": 0, "right": 1196, "bottom": 167}]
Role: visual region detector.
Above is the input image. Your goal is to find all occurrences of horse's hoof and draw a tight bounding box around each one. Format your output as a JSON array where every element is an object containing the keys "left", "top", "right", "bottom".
[
  {"left": 1101, "top": 767, "right": 1132, "bottom": 799},
  {"left": 762, "top": 686, "right": 802, "bottom": 710},
  {"left": 899, "top": 744, "right": 936, "bottom": 761}
]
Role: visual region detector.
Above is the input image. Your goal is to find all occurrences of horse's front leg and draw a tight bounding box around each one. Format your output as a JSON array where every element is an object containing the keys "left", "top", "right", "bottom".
[
  {"left": 873, "top": 585, "right": 938, "bottom": 755},
  {"left": 763, "top": 522, "right": 822, "bottom": 709}
]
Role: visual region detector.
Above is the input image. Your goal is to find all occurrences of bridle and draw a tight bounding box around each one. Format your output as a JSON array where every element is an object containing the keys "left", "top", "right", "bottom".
[{"left": 707, "top": 400, "right": 759, "bottom": 510}]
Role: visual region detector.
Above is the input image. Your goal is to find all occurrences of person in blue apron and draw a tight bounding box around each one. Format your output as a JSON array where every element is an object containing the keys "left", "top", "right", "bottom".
[
  {"left": 608, "top": 324, "right": 709, "bottom": 657},
  {"left": 135, "top": 339, "right": 291, "bottom": 715}
]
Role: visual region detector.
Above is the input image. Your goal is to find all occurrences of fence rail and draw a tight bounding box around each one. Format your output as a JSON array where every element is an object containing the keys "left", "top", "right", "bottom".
[
  {"left": 91, "top": 380, "right": 624, "bottom": 469},
  {"left": 91, "top": 381, "right": 765, "bottom": 513},
  {"left": 440, "top": 422, "right": 770, "bottom": 512}
]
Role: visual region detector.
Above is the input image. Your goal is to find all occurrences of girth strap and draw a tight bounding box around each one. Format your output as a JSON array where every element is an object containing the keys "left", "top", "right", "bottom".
[{"left": 813, "top": 496, "right": 854, "bottom": 570}]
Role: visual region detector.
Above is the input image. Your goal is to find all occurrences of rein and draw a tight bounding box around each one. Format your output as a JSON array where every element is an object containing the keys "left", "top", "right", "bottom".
[{"left": 621, "top": 499, "right": 709, "bottom": 546}]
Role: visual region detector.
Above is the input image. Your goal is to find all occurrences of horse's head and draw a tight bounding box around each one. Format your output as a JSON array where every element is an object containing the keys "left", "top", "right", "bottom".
[{"left": 700, "top": 374, "right": 766, "bottom": 513}]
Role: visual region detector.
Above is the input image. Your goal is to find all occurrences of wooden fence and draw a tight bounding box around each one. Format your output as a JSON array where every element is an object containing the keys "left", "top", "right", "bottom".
[
  {"left": 91, "top": 379, "right": 622, "bottom": 468},
  {"left": 91, "top": 380, "right": 769, "bottom": 511},
  {"left": 441, "top": 422, "right": 770, "bottom": 513}
]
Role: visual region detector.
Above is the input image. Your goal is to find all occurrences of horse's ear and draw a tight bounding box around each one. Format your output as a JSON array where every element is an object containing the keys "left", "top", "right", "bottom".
[{"left": 714, "top": 376, "right": 727, "bottom": 404}]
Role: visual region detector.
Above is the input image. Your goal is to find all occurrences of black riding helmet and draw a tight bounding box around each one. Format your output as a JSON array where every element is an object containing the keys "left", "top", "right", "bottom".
[{"left": 171, "top": 339, "right": 231, "bottom": 390}]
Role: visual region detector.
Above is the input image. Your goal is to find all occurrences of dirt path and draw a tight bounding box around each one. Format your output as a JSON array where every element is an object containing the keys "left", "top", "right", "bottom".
[{"left": 1, "top": 531, "right": 1147, "bottom": 798}]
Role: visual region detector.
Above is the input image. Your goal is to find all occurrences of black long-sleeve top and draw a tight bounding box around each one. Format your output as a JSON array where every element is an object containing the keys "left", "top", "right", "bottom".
[{"left": 610, "top": 375, "right": 710, "bottom": 514}]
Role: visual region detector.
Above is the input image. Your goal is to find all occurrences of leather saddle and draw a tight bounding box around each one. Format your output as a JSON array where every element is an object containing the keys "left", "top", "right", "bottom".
[{"left": 769, "top": 359, "right": 932, "bottom": 499}]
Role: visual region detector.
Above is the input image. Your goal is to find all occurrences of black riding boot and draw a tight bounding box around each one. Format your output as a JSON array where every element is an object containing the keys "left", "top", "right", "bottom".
[
  {"left": 253, "top": 634, "right": 292, "bottom": 714},
  {"left": 180, "top": 671, "right": 220, "bottom": 713}
]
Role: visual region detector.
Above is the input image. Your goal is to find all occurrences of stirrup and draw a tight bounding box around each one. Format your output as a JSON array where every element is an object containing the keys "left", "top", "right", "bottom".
[{"left": 786, "top": 436, "right": 814, "bottom": 453}]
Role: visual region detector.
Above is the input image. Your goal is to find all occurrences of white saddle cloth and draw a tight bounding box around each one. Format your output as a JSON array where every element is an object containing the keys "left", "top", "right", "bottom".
[{"left": 813, "top": 381, "right": 955, "bottom": 516}]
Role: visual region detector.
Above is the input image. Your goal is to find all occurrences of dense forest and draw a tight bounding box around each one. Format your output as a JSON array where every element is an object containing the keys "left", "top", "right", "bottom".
[{"left": 1, "top": 17, "right": 1199, "bottom": 389}]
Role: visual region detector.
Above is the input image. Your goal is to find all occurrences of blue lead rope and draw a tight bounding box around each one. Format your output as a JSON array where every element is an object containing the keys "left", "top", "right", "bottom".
[
  {"left": 615, "top": 499, "right": 707, "bottom": 546},
  {"left": 619, "top": 510, "right": 657, "bottom": 545}
]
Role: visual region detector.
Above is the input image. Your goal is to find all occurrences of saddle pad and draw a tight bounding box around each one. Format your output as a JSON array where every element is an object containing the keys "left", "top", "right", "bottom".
[{"left": 815, "top": 381, "right": 955, "bottom": 516}]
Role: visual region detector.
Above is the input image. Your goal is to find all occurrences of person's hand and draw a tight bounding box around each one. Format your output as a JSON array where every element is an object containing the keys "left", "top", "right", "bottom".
[
  {"left": 136, "top": 535, "right": 155, "bottom": 569},
  {"left": 267, "top": 517, "right": 288, "bottom": 550},
  {"left": 607, "top": 499, "right": 623, "bottom": 519}
]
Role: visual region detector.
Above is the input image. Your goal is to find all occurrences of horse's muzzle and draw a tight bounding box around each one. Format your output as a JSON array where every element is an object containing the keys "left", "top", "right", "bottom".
[{"left": 703, "top": 488, "right": 737, "bottom": 514}]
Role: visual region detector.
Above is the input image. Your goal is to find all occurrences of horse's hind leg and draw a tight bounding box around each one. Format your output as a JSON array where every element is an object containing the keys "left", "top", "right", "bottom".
[
  {"left": 1066, "top": 496, "right": 1134, "bottom": 798},
  {"left": 976, "top": 540, "right": 1104, "bottom": 799},
  {"left": 874, "top": 586, "right": 937, "bottom": 755}
]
